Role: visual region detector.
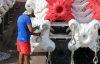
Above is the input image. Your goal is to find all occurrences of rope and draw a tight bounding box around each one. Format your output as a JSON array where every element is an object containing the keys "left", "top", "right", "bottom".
[
  {"left": 71, "top": 51, "right": 74, "bottom": 64},
  {"left": 46, "top": 52, "right": 52, "bottom": 64},
  {"left": 70, "top": 26, "right": 76, "bottom": 64},
  {"left": 93, "top": 27, "right": 99, "bottom": 64}
]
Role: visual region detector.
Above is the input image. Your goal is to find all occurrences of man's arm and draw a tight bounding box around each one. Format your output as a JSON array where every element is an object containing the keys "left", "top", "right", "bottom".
[
  {"left": 27, "top": 24, "right": 40, "bottom": 36},
  {"left": 25, "top": 16, "right": 40, "bottom": 36}
]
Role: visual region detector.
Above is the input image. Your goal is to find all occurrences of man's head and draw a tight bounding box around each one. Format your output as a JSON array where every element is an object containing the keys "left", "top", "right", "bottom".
[{"left": 23, "top": 8, "right": 35, "bottom": 17}]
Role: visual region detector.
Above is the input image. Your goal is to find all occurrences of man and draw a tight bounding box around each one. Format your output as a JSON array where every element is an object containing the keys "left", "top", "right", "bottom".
[{"left": 17, "top": 9, "right": 40, "bottom": 64}]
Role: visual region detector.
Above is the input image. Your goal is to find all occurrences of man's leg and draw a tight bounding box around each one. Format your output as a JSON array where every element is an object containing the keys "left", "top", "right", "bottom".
[
  {"left": 24, "top": 55, "right": 30, "bottom": 64},
  {"left": 19, "top": 42, "right": 30, "bottom": 64},
  {"left": 19, "top": 52, "right": 24, "bottom": 64},
  {"left": 17, "top": 41, "right": 24, "bottom": 64}
]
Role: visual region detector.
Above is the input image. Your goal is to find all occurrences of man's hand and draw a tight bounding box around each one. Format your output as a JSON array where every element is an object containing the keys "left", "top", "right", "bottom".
[
  {"left": 27, "top": 24, "right": 40, "bottom": 33},
  {"left": 34, "top": 25, "right": 40, "bottom": 29},
  {"left": 31, "top": 32, "right": 41, "bottom": 36}
]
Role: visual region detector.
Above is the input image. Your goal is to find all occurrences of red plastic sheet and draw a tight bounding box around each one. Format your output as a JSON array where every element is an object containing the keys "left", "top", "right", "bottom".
[{"left": 45, "top": 0, "right": 74, "bottom": 23}]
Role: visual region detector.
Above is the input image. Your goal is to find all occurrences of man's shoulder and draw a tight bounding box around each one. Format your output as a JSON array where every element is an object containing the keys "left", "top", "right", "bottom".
[
  {"left": 17, "top": 14, "right": 31, "bottom": 23},
  {"left": 19, "top": 14, "right": 29, "bottom": 18}
]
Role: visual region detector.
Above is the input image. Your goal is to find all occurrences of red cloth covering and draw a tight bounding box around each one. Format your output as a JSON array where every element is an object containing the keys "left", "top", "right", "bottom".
[
  {"left": 86, "top": 0, "right": 100, "bottom": 20},
  {"left": 45, "top": 0, "right": 74, "bottom": 23}
]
